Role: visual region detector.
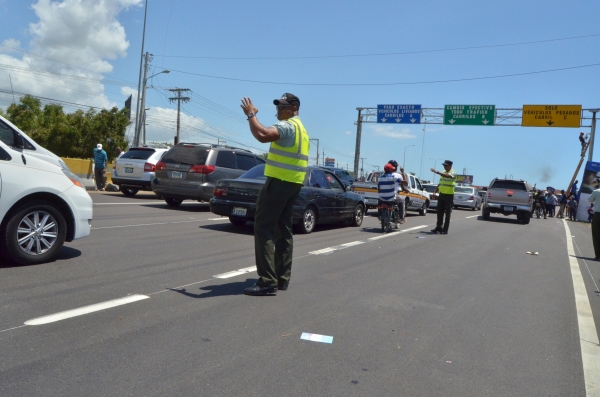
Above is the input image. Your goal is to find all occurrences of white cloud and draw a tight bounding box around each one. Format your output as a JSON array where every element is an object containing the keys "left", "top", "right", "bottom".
[
  {"left": 0, "top": 0, "right": 141, "bottom": 110},
  {"left": 1, "top": 39, "right": 21, "bottom": 53},
  {"left": 144, "top": 107, "right": 209, "bottom": 144},
  {"left": 369, "top": 125, "right": 416, "bottom": 139}
]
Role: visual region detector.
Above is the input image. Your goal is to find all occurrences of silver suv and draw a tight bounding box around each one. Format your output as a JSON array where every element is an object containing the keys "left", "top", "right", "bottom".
[
  {"left": 112, "top": 147, "right": 169, "bottom": 196},
  {"left": 151, "top": 143, "right": 266, "bottom": 207}
]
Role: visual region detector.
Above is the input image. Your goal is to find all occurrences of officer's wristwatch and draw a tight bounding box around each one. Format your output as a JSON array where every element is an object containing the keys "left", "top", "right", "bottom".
[{"left": 247, "top": 112, "right": 255, "bottom": 120}]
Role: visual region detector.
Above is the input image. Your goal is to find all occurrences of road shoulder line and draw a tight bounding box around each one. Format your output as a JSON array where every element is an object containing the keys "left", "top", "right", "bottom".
[{"left": 562, "top": 219, "right": 600, "bottom": 395}]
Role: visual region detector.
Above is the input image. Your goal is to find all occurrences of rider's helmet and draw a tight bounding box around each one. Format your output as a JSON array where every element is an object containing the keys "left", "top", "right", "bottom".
[
  {"left": 388, "top": 160, "right": 398, "bottom": 169},
  {"left": 384, "top": 163, "right": 395, "bottom": 172}
]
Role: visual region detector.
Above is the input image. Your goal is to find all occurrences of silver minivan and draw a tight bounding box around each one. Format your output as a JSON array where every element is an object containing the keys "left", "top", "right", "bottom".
[{"left": 112, "top": 147, "right": 169, "bottom": 196}]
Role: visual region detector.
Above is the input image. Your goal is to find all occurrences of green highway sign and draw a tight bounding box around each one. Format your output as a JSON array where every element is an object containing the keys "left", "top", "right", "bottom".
[{"left": 444, "top": 105, "right": 496, "bottom": 126}]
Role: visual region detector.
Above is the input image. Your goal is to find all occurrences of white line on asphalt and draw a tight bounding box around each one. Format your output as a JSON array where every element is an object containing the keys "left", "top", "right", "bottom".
[
  {"left": 207, "top": 218, "right": 228, "bottom": 221},
  {"left": 466, "top": 215, "right": 478, "bottom": 218},
  {"left": 92, "top": 222, "right": 168, "bottom": 230},
  {"left": 94, "top": 202, "right": 165, "bottom": 205},
  {"left": 0, "top": 325, "right": 27, "bottom": 333},
  {"left": 562, "top": 220, "right": 600, "bottom": 395},
  {"left": 24, "top": 294, "right": 150, "bottom": 326}
]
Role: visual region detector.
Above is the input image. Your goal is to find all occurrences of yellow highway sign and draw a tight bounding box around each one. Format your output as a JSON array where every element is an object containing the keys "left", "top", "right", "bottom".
[{"left": 521, "top": 105, "right": 582, "bottom": 127}]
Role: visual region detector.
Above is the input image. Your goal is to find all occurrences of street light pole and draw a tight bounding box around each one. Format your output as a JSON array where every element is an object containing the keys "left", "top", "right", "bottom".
[
  {"left": 589, "top": 109, "right": 599, "bottom": 161},
  {"left": 403, "top": 144, "right": 415, "bottom": 172},
  {"left": 136, "top": 68, "right": 169, "bottom": 146}
]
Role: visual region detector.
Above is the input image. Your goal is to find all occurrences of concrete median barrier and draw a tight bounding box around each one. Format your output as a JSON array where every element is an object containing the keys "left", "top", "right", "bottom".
[{"left": 61, "top": 158, "right": 114, "bottom": 191}]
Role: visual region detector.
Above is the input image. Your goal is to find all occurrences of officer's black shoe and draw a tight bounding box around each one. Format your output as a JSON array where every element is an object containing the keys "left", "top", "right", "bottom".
[
  {"left": 430, "top": 228, "right": 441, "bottom": 234},
  {"left": 244, "top": 283, "right": 277, "bottom": 296},
  {"left": 277, "top": 283, "right": 289, "bottom": 291},
  {"left": 440, "top": 231, "right": 448, "bottom": 234}
]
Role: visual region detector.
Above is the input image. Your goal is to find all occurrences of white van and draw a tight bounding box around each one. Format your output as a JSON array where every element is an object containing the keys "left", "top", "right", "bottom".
[
  {"left": 0, "top": 141, "right": 93, "bottom": 265},
  {"left": 0, "top": 115, "right": 69, "bottom": 170}
]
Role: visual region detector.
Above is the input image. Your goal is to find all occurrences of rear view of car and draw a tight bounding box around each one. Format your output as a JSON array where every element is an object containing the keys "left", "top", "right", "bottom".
[
  {"left": 454, "top": 187, "right": 482, "bottom": 211},
  {"left": 151, "top": 143, "right": 265, "bottom": 207},
  {"left": 112, "top": 147, "right": 168, "bottom": 196},
  {"left": 422, "top": 184, "right": 438, "bottom": 210}
]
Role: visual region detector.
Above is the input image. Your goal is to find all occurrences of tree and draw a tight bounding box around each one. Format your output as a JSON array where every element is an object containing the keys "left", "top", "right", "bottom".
[{"left": 3, "top": 95, "right": 130, "bottom": 161}]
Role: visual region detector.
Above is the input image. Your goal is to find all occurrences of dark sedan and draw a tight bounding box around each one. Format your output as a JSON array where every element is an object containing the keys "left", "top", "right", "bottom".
[{"left": 209, "top": 164, "right": 365, "bottom": 233}]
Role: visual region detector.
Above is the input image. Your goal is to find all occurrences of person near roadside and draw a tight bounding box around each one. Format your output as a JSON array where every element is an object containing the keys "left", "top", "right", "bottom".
[
  {"left": 386, "top": 160, "right": 409, "bottom": 224},
  {"left": 580, "top": 132, "right": 587, "bottom": 152},
  {"left": 588, "top": 189, "right": 600, "bottom": 260},
  {"left": 588, "top": 203, "right": 594, "bottom": 223},
  {"left": 240, "top": 93, "right": 310, "bottom": 296},
  {"left": 568, "top": 195, "right": 578, "bottom": 221},
  {"left": 547, "top": 192, "right": 557, "bottom": 217},
  {"left": 93, "top": 143, "right": 108, "bottom": 191},
  {"left": 556, "top": 190, "right": 567, "bottom": 218},
  {"left": 430, "top": 160, "right": 457, "bottom": 234}
]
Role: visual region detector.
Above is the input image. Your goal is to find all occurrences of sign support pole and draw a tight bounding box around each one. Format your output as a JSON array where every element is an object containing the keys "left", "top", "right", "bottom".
[
  {"left": 354, "top": 109, "right": 363, "bottom": 177},
  {"left": 589, "top": 110, "right": 598, "bottom": 161}
]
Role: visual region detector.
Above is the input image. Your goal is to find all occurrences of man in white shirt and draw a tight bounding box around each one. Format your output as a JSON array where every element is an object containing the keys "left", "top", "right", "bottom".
[{"left": 588, "top": 188, "right": 600, "bottom": 260}]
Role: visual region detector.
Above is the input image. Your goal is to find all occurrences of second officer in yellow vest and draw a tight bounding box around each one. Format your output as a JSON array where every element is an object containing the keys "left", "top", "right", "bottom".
[
  {"left": 430, "top": 160, "right": 457, "bottom": 234},
  {"left": 240, "top": 93, "right": 310, "bottom": 296}
]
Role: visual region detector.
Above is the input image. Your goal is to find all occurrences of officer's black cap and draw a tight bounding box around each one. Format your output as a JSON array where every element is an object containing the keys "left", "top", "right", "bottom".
[
  {"left": 274, "top": 93, "right": 300, "bottom": 109},
  {"left": 442, "top": 160, "right": 453, "bottom": 166}
]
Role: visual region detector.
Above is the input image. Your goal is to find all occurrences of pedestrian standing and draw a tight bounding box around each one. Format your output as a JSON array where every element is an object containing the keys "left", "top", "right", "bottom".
[
  {"left": 588, "top": 190, "right": 600, "bottom": 260},
  {"left": 547, "top": 192, "right": 557, "bottom": 217},
  {"left": 240, "top": 93, "right": 310, "bottom": 296},
  {"left": 430, "top": 160, "right": 457, "bottom": 234},
  {"left": 93, "top": 143, "right": 108, "bottom": 191},
  {"left": 568, "top": 196, "right": 578, "bottom": 221},
  {"left": 557, "top": 190, "right": 567, "bottom": 218}
]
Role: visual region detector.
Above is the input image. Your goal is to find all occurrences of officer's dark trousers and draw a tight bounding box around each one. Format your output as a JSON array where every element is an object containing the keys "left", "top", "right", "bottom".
[
  {"left": 436, "top": 193, "right": 454, "bottom": 232},
  {"left": 254, "top": 177, "right": 302, "bottom": 287},
  {"left": 592, "top": 213, "right": 600, "bottom": 259}
]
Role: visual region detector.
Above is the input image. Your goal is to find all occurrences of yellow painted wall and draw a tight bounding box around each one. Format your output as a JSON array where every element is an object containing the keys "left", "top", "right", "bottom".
[{"left": 61, "top": 158, "right": 114, "bottom": 184}]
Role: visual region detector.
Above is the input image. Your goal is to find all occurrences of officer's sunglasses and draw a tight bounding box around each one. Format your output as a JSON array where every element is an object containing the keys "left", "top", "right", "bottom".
[{"left": 276, "top": 105, "right": 293, "bottom": 110}]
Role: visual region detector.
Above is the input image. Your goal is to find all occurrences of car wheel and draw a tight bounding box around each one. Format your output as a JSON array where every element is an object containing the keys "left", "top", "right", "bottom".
[
  {"left": 522, "top": 212, "right": 531, "bottom": 225},
  {"left": 419, "top": 201, "right": 428, "bottom": 216},
  {"left": 351, "top": 204, "right": 364, "bottom": 227},
  {"left": 229, "top": 217, "right": 246, "bottom": 226},
  {"left": 471, "top": 204, "right": 476, "bottom": 211},
  {"left": 295, "top": 206, "right": 316, "bottom": 234},
  {"left": 121, "top": 187, "right": 139, "bottom": 197},
  {"left": 165, "top": 198, "right": 183, "bottom": 207},
  {"left": 482, "top": 207, "right": 490, "bottom": 220},
  {"left": 1, "top": 200, "right": 67, "bottom": 265}
]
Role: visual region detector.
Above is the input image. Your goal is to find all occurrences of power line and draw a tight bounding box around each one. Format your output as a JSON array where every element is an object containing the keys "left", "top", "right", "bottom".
[{"left": 155, "top": 33, "right": 600, "bottom": 60}]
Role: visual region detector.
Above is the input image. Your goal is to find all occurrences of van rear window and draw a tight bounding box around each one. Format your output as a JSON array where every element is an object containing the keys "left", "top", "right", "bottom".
[
  {"left": 162, "top": 147, "right": 209, "bottom": 165},
  {"left": 121, "top": 149, "right": 156, "bottom": 160},
  {"left": 491, "top": 181, "right": 526, "bottom": 190}
]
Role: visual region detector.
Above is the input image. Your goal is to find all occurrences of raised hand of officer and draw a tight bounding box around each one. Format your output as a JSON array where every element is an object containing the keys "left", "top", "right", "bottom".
[{"left": 240, "top": 97, "right": 259, "bottom": 117}]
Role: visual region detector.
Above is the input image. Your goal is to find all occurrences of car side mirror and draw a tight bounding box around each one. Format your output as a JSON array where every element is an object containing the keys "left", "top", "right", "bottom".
[{"left": 345, "top": 185, "right": 351, "bottom": 192}]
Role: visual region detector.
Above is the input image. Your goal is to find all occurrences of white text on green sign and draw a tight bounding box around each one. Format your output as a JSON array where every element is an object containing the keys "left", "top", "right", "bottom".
[{"left": 444, "top": 105, "right": 496, "bottom": 126}]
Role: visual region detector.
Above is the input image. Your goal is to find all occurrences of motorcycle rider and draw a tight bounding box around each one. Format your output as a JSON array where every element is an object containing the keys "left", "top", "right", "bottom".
[
  {"left": 387, "top": 160, "right": 409, "bottom": 223},
  {"left": 378, "top": 163, "right": 404, "bottom": 226},
  {"left": 535, "top": 190, "right": 547, "bottom": 219}
]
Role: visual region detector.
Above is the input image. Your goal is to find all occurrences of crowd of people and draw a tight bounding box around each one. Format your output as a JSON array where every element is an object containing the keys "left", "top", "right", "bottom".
[{"left": 533, "top": 187, "right": 581, "bottom": 221}]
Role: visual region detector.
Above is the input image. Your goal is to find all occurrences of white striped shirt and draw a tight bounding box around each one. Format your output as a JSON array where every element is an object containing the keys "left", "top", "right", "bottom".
[{"left": 378, "top": 172, "right": 403, "bottom": 201}]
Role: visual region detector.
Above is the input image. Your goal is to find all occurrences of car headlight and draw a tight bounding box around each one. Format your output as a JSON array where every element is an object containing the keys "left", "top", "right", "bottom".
[{"left": 61, "top": 169, "right": 85, "bottom": 189}]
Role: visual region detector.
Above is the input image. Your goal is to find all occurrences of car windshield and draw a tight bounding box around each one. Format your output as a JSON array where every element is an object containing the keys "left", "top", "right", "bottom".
[
  {"left": 120, "top": 148, "right": 156, "bottom": 160},
  {"left": 423, "top": 185, "right": 437, "bottom": 193},
  {"left": 455, "top": 187, "right": 473, "bottom": 193},
  {"left": 335, "top": 170, "right": 354, "bottom": 183},
  {"left": 240, "top": 164, "right": 267, "bottom": 180},
  {"left": 161, "top": 147, "right": 209, "bottom": 165},
  {"left": 491, "top": 181, "right": 527, "bottom": 190}
]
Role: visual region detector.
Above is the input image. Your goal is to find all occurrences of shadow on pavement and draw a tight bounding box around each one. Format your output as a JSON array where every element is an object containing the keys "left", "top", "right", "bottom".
[
  {"left": 0, "top": 246, "right": 82, "bottom": 268},
  {"left": 99, "top": 192, "right": 160, "bottom": 200},
  {"left": 141, "top": 203, "right": 211, "bottom": 212},
  {"left": 477, "top": 216, "right": 524, "bottom": 225},
  {"left": 167, "top": 278, "right": 257, "bottom": 298}
]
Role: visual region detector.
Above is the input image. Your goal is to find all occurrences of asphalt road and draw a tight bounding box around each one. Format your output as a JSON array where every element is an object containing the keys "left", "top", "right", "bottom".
[{"left": 1, "top": 192, "right": 600, "bottom": 396}]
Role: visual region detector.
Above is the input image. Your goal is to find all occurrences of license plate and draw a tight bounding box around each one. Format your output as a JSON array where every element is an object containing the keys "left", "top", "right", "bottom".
[
  {"left": 172, "top": 171, "right": 183, "bottom": 179},
  {"left": 231, "top": 207, "right": 247, "bottom": 217},
  {"left": 504, "top": 206, "right": 515, "bottom": 212},
  {"left": 124, "top": 167, "right": 134, "bottom": 173}
]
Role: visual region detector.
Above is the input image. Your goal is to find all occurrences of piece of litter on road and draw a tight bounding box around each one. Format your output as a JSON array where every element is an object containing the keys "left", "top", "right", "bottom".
[
  {"left": 417, "top": 236, "right": 426, "bottom": 239},
  {"left": 301, "top": 332, "right": 333, "bottom": 344},
  {"left": 526, "top": 251, "right": 539, "bottom": 255},
  {"left": 446, "top": 361, "right": 452, "bottom": 364},
  {"left": 526, "top": 251, "right": 531, "bottom": 254}
]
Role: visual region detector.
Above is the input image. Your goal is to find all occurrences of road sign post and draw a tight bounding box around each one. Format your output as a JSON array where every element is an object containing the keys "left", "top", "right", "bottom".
[
  {"left": 377, "top": 105, "right": 421, "bottom": 124},
  {"left": 443, "top": 105, "right": 495, "bottom": 126},
  {"left": 521, "top": 105, "right": 582, "bottom": 127}
]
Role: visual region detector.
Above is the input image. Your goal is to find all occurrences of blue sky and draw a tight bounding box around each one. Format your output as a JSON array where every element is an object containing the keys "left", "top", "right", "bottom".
[{"left": 0, "top": 0, "right": 599, "bottom": 188}]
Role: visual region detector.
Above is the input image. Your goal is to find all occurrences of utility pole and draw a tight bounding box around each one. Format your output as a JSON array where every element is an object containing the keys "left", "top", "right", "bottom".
[
  {"left": 168, "top": 88, "right": 191, "bottom": 145},
  {"left": 589, "top": 109, "right": 599, "bottom": 161},
  {"left": 309, "top": 138, "right": 319, "bottom": 166},
  {"left": 360, "top": 157, "right": 365, "bottom": 180},
  {"left": 323, "top": 149, "right": 325, "bottom": 165},
  {"left": 217, "top": 138, "right": 226, "bottom": 145},
  {"left": 354, "top": 109, "right": 363, "bottom": 177},
  {"left": 134, "top": 0, "right": 149, "bottom": 147},
  {"left": 134, "top": 52, "right": 150, "bottom": 147}
]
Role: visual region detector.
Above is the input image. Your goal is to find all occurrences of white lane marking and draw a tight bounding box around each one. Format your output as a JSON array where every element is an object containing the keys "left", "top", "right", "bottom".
[
  {"left": 466, "top": 215, "right": 478, "bottom": 218},
  {"left": 338, "top": 241, "right": 365, "bottom": 248},
  {"left": 214, "top": 266, "right": 256, "bottom": 279},
  {"left": 0, "top": 325, "right": 27, "bottom": 333},
  {"left": 368, "top": 225, "right": 427, "bottom": 241},
  {"left": 562, "top": 220, "right": 600, "bottom": 394},
  {"left": 94, "top": 202, "right": 199, "bottom": 205},
  {"left": 309, "top": 247, "right": 337, "bottom": 255},
  {"left": 24, "top": 294, "right": 150, "bottom": 326},
  {"left": 92, "top": 222, "right": 168, "bottom": 230},
  {"left": 208, "top": 218, "right": 228, "bottom": 221}
]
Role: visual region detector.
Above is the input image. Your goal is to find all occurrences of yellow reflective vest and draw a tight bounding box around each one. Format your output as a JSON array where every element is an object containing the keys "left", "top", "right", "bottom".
[
  {"left": 438, "top": 169, "right": 457, "bottom": 194},
  {"left": 264, "top": 117, "right": 310, "bottom": 184}
]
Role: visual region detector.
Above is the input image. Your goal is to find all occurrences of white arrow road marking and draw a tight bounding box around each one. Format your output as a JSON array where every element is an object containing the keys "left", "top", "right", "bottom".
[{"left": 24, "top": 294, "right": 150, "bottom": 325}]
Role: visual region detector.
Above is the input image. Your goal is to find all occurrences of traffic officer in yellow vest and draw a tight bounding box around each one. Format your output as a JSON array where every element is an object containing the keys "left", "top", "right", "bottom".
[
  {"left": 430, "top": 160, "right": 457, "bottom": 234},
  {"left": 240, "top": 93, "right": 310, "bottom": 295}
]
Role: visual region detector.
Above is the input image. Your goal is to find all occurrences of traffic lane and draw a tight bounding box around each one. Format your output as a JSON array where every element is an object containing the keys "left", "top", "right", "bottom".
[
  {"left": 0, "top": 209, "right": 586, "bottom": 395},
  {"left": 0, "top": 203, "right": 435, "bottom": 331}
]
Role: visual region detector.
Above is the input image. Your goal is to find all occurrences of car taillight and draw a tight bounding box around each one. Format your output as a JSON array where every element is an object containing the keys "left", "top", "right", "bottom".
[
  {"left": 144, "top": 162, "right": 156, "bottom": 172},
  {"left": 156, "top": 161, "right": 166, "bottom": 171},
  {"left": 507, "top": 190, "right": 514, "bottom": 195},
  {"left": 487, "top": 192, "right": 491, "bottom": 198},
  {"left": 213, "top": 187, "right": 227, "bottom": 197},
  {"left": 189, "top": 165, "right": 215, "bottom": 174},
  {"left": 469, "top": 195, "right": 474, "bottom": 200}
]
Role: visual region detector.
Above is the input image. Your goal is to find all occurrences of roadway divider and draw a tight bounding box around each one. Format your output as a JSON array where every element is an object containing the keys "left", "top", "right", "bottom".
[{"left": 61, "top": 158, "right": 114, "bottom": 191}]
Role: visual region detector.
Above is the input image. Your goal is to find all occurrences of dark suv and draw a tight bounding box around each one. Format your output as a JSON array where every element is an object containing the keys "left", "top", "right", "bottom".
[{"left": 151, "top": 143, "right": 266, "bottom": 206}]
